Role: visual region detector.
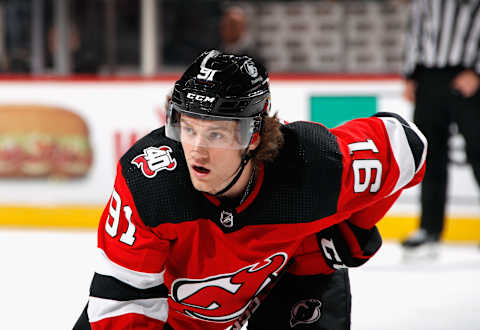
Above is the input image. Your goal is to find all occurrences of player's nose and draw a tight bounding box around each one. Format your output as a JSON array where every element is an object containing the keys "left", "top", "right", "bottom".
[
  {"left": 190, "top": 146, "right": 209, "bottom": 162},
  {"left": 189, "top": 133, "right": 210, "bottom": 149}
]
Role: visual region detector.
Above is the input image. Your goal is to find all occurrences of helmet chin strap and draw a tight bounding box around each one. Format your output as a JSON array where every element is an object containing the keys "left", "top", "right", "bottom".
[
  {"left": 214, "top": 149, "right": 251, "bottom": 197},
  {"left": 214, "top": 118, "right": 262, "bottom": 197}
]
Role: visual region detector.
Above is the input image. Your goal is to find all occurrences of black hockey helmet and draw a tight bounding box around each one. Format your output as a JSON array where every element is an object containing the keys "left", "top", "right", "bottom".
[{"left": 166, "top": 49, "right": 270, "bottom": 150}]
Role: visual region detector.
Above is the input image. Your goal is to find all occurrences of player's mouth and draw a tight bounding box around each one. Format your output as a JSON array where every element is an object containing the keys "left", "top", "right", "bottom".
[{"left": 192, "top": 165, "right": 211, "bottom": 177}]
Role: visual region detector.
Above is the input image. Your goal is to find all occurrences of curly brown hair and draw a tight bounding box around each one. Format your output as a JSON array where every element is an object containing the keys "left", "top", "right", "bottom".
[{"left": 252, "top": 114, "right": 284, "bottom": 164}]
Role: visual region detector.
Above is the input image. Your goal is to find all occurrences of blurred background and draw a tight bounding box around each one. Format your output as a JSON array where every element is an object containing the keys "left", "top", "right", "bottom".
[
  {"left": 0, "top": 1, "right": 478, "bottom": 329},
  {"left": 1, "top": 0, "right": 408, "bottom": 75}
]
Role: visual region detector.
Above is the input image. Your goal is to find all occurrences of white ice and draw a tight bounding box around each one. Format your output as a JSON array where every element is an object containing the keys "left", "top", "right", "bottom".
[{"left": 1, "top": 229, "right": 478, "bottom": 330}]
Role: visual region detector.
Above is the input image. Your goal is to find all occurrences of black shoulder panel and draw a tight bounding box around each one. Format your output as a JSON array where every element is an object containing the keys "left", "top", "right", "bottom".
[
  {"left": 119, "top": 127, "right": 203, "bottom": 227},
  {"left": 241, "top": 121, "right": 343, "bottom": 225},
  {"left": 119, "top": 123, "right": 343, "bottom": 230}
]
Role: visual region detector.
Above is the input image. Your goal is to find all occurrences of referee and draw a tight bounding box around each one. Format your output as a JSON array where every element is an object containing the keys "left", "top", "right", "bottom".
[{"left": 402, "top": 0, "right": 480, "bottom": 255}]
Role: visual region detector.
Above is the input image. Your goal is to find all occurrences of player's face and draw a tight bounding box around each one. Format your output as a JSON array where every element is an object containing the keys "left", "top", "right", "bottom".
[{"left": 180, "top": 115, "right": 247, "bottom": 195}]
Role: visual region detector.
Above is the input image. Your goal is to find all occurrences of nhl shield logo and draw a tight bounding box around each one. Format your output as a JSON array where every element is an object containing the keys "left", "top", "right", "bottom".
[
  {"left": 242, "top": 60, "right": 258, "bottom": 78},
  {"left": 290, "top": 298, "right": 322, "bottom": 328},
  {"left": 220, "top": 210, "right": 234, "bottom": 228}
]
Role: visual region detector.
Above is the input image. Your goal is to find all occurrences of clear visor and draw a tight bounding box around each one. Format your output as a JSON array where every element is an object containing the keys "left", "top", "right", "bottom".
[{"left": 166, "top": 104, "right": 256, "bottom": 150}]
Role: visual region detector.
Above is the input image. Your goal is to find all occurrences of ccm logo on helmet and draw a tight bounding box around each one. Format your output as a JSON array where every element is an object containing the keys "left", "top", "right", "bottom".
[{"left": 187, "top": 92, "right": 215, "bottom": 103}]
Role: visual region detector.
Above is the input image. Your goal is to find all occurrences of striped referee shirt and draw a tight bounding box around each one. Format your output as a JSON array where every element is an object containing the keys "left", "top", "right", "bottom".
[{"left": 404, "top": 0, "right": 480, "bottom": 77}]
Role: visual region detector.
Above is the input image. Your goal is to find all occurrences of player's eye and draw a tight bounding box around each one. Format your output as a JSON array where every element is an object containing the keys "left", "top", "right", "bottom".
[
  {"left": 181, "top": 126, "right": 195, "bottom": 136},
  {"left": 208, "top": 131, "right": 225, "bottom": 141}
]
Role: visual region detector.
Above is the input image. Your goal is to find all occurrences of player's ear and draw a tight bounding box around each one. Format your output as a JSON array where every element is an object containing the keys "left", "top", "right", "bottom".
[{"left": 249, "top": 132, "right": 261, "bottom": 151}]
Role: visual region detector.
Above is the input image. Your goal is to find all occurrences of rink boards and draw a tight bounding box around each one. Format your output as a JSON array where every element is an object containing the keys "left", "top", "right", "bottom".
[
  {"left": 0, "top": 76, "right": 478, "bottom": 240},
  {"left": 1, "top": 205, "right": 479, "bottom": 242}
]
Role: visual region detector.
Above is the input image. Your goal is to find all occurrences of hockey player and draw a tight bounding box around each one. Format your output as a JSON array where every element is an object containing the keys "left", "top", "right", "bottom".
[{"left": 74, "top": 50, "right": 427, "bottom": 329}]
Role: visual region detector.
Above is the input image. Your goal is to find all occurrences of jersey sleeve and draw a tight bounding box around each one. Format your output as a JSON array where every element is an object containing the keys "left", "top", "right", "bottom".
[
  {"left": 79, "top": 163, "right": 172, "bottom": 329},
  {"left": 288, "top": 194, "right": 398, "bottom": 276},
  {"left": 289, "top": 112, "right": 427, "bottom": 276},
  {"left": 331, "top": 112, "right": 427, "bottom": 215}
]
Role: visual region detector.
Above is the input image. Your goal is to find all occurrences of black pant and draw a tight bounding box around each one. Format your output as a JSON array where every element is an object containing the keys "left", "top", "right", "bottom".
[
  {"left": 413, "top": 66, "right": 480, "bottom": 236},
  {"left": 247, "top": 269, "right": 351, "bottom": 330}
]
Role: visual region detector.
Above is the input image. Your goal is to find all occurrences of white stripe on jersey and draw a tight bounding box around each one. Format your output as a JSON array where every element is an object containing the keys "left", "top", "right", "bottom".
[
  {"left": 449, "top": 4, "right": 472, "bottom": 66},
  {"left": 87, "top": 296, "right": 168, "bottom": 323},
  {"left": 437, "top": 0, "right": 455, "bottom": 67},
  {"left": 379, "top": 117, "right": 421, "bottom": 196},
  {"left": 464, "top": 9, "right": 480, "bottom": 67},
  {"left": 95, "top": 247, "right": 165, "bottom": 289},
  {"left": 406, "top": 121, "right": 428, "bottom": 174}
]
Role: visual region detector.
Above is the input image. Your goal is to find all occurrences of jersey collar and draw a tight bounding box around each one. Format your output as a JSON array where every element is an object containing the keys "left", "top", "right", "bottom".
[{"left": 202, "top": 162, "right": 264, "bottom": 214}]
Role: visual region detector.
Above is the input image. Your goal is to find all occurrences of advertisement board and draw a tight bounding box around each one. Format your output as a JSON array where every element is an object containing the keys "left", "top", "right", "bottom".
[{"left": 0, "top": 77, "right": 478, "bottom": 239}]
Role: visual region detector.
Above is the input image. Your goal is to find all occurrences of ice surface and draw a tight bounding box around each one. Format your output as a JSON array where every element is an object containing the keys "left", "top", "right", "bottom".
[{"left": 1, "top": 229, "right": 478, "bottom": 330}]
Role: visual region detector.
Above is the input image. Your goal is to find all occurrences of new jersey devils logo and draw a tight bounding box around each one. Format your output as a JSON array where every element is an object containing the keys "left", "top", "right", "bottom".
[
  {"left": 171, "top": 252, "right": 288, "bottom": 323},
  {"left": 290, "top": 298, "right": 322, "bottom": 328},
  {"left": 131, "top": 146, "right": 177, "bottom": 178}
]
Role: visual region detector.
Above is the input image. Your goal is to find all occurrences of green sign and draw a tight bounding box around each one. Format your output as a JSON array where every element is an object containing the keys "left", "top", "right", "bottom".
[{"left": 310, "top": 96, "right": 377, "bottom": 128}]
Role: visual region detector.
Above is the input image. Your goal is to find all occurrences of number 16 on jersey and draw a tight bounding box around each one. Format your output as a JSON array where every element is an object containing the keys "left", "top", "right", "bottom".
[{"left": 348, "top": 139, "right": 382, "bottom": 193}]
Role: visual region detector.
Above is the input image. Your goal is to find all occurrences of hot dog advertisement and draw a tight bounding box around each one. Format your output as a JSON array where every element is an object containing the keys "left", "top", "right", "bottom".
[{"left": 0, "top": 105, "right": 92, "bottom": 178}]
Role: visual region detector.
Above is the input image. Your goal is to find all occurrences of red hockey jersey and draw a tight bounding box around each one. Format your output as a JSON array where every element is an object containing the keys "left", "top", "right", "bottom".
[{"left": 77, "top": 112, "right": 426, "bottom": 329}]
